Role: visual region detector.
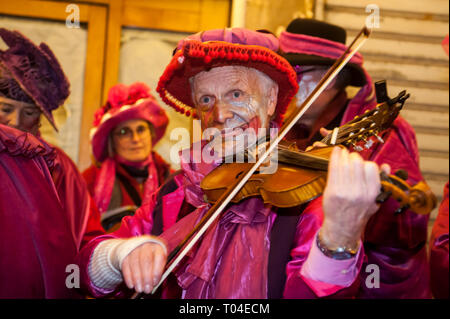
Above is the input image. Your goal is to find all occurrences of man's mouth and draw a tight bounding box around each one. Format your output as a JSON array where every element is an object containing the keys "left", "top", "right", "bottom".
[
  {"left": 218, "top": 116, "right": 262, "bottom": 138},
  {"left": 219, "top": 122, "right": 250, "bottom": 139}
]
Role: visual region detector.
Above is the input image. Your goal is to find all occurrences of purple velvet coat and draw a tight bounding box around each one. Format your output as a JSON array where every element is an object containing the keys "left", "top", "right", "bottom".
[
  {"left": 0, "top": 125, "right": 81, "bottom": 298},
  {"left": 356, "top": 116, "right": 431, "bottom": 298}
]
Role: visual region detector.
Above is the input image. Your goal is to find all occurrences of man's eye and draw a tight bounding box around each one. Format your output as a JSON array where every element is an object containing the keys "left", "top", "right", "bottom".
[
  {"left": 200, "top": 96, "right": 212, "bottom": 104},
  {"left": 232, "top": 91, "right": 241, "bottom": 98}
]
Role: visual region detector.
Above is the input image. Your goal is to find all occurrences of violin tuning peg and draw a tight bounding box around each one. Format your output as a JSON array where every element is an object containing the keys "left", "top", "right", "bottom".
[
  {"left": 349, "top": 140, "right": 363, "bottom": 152},
  {"left": 375, "top": 135, "right": 385, "bottom": 144},
  {"left": 376, "top": 190, "right": 392, "bottom": 204},
  {"left": 394, "top": 169, "right": 409, "bottom": 181},
  {"left": 394, "top": 204, "right": 410, "bottom": 214},
  {"left": 364, "top": 139, "right": 374, "bottom": 149}
]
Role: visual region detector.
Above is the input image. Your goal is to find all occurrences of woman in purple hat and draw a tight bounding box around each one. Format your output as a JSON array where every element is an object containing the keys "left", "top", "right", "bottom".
[
  {"left": 82, "top": 82, "right": 171, "bottom": 232},
  {"left": 0, "top": 28, "right": 104, "bottom": 298}
]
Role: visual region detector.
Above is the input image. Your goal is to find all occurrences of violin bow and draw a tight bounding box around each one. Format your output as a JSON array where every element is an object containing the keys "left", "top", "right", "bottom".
[{"left": 134, "top": 26, "right": 372, "bottom": 298}]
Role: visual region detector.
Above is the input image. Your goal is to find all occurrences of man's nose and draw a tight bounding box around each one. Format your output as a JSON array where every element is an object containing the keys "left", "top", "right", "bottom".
[{"left": 213, "top": 101, "right": 233, "bottom": 124}]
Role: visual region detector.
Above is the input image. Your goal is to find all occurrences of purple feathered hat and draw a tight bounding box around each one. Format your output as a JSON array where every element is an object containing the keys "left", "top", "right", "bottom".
[{"left": 0, "top": 28, "right": 70, "bottom": 131}]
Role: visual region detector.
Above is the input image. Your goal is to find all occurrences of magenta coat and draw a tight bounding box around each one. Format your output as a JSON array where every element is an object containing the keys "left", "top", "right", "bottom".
[
  {"left": 78, "top": 171, "right": 363, "bottom": 299},
  {"left": 429, "top": 182, "right": 449, "bottom": 299},
  {"left": 355, "top": 116, "right": 431, "bottom": 298},
  {"left": 78, "top": 113, "right": 429, "bottom": 299},
  {"left": 51, "top": 146, "right": 105, "bottom": 250},
  {"left": 0, "top": 125, "right": 82, "bottom": 298}
]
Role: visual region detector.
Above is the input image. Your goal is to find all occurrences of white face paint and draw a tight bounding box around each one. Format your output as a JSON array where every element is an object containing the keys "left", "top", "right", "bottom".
[
  {"left": 293, "top": 66, "right": 339, "bottom": 129},
  {"left": 191, "top": 65, "right": 278, "bottom": 158}
]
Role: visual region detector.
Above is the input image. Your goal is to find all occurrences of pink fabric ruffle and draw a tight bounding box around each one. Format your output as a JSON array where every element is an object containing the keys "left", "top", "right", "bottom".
[
  {"left": 0, "top": 124, "right": 55, "bottom": 167},
  {"left": 158, "top": 143, "right": 272, "bottom": 298}
]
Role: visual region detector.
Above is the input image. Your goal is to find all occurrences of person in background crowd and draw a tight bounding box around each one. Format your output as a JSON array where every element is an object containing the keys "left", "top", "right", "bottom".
[
  {"left": 82, "top": 82, "right": 170, "bottom": 232},
  {"left": 278, "top": 18, "right": 431, "bottom": 298},
  {"left": 77, "top": 28, "right": 392, "bottom": 299},
  {"left": 428, "top": 34, "right": 449, "bottom": 299},
  {"left": 0, "top": 28, "right": 103, "bottom": 298}
]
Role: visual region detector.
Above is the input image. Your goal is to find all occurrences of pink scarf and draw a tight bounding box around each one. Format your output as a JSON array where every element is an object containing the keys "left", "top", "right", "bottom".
[
  {"left": 279, "top": 31, "right": 377, "bottom": 124},
  {"left": 93, "top": 154, "right": 159, "bottom": 214},
  {"left": 163, "top": 142, "right": 273, "bottom": 298}
]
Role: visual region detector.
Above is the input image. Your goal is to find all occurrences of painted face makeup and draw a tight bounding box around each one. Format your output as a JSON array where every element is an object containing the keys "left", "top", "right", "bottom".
[
  {"left": 292, "top": 66, "right": 339, "bottom": 133},
  {"left": 191, "top": 65, "right": 278, "bottom": 157}
]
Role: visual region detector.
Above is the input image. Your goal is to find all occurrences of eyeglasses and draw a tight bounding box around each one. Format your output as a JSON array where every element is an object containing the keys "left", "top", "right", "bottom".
[{"left": 113, "top": 124, "right": 150, "bottom": 140}]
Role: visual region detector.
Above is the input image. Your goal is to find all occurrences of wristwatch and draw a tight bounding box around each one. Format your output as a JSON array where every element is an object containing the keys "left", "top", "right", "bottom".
[{"left": 316, "top": 233, "right": 359, "bottom": 260}]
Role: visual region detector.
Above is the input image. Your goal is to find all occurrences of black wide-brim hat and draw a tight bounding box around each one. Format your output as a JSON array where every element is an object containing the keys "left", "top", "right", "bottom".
[{"left": 280, "top": 19, "right": 366, "bottom": 87}]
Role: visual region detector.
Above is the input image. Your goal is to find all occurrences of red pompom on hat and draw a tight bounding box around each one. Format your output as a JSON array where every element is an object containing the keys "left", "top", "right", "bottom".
[
  {"left": 90, "top": 82, "right": 169, "bottom": 162},
  {"left": 157, "top": 28, "right": 299, "bottom": 125}
]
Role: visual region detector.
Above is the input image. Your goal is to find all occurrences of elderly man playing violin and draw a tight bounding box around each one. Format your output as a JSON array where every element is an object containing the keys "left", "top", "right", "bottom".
[{"left": 77, "top": 28, "right": 392, "bottom": 299}]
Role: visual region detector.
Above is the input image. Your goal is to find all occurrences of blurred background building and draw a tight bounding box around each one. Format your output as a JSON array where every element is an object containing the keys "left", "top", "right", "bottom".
[{"left": 0, "top": 0, "right": 448, "bottom": 229}]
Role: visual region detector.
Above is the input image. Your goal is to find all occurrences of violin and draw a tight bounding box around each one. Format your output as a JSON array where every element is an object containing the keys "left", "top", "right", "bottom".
[{"left": 201, "top": 89, "right": 437, "bottom": 215}]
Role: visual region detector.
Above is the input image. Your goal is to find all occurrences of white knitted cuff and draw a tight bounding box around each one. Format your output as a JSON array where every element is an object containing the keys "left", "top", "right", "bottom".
[
  {"left": 89, "top": 239, "right": 124, "bottom": 291},
  {"left": 88, "top": 236, "right": 168, "bottom": 291}
]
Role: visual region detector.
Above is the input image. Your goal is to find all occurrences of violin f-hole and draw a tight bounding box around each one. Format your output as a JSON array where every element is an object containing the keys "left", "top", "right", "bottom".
[{"left": 236, "top": 171, "right": 245, "bottom": 180}]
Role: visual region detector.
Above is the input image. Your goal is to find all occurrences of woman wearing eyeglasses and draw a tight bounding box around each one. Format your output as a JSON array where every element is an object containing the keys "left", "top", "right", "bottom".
[{"left": 83, "top": 82, "right": 170, "bottom": 232}]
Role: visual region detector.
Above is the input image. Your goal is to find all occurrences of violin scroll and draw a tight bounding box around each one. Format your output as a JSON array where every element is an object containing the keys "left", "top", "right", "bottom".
[{"left": 377, "top": 171, "right": 437, "bottom": 215}]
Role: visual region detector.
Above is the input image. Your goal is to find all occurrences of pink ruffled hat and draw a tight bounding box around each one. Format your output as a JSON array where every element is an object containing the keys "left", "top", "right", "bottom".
[
  {"left": 157, "top": 28, "right": 298, "bottom": 126},
  {"left": 90, "top": 82, "right": 169, "bottom": 162}
]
